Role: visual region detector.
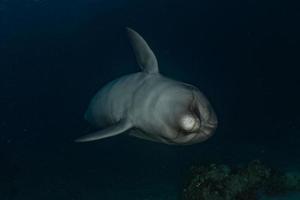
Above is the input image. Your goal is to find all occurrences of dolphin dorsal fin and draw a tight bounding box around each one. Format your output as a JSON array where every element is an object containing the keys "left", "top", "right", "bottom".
[{"left": 127, "top": 27, "right": 159, "bottom": 74}]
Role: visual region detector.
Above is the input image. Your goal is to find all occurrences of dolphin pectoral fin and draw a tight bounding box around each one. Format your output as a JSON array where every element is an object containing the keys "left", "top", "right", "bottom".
[
  {"left": 75, "top": 119, "right": 132, "bottom": 143},
  {"left": 126, "top": 27, "right": 159, "bottom": 74},
  {"left": 128, "top": 129, "right": 161, "bottom": 143}
]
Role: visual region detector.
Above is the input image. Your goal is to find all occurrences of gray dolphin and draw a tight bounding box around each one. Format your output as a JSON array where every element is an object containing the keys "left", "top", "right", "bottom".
[{"left": 75, "top": 28, "right": 218, "bottom": 145}]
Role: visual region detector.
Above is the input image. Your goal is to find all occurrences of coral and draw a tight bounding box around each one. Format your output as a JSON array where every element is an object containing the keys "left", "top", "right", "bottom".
[{"left": 182, "top": 160, "right": 300, "bottom": 200}]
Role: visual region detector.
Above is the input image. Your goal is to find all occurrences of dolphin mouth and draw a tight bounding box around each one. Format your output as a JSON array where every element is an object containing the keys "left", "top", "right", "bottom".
[
  {"left": 205, "top": 122, "right": 218, "bottom": 128},
  {"left": 171, "top": 122, "right": 217, "bottom": 145},
  {"left": 198, "top": 120, "right": 218, "bottom": 139},
  {"left": 200, "top": 128, "right": 214, "bottom": 139},
  {"left": 202, "top": 109, "right": 218, "bottom": 135}
]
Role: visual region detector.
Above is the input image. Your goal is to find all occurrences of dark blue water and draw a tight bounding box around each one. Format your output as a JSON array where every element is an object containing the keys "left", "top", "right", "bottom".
[{"left": 1, "top": 0, "right": 299, "bottom": 199}]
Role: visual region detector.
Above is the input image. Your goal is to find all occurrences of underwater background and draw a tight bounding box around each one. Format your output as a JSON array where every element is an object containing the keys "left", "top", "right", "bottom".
[{"left": 0, "top": 0, "right": 299, "bottom": 199}]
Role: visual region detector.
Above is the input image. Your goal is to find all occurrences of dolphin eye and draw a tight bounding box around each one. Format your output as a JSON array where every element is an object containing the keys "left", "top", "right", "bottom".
[{"left": 180, "top": 115, "right": 200, "bottom": 132}]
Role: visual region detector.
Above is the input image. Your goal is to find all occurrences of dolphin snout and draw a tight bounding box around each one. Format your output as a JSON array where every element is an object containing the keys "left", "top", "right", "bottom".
[
  {"left": 203, "top": 122, "right": 217, "bottom": 134},
  {"left": 209, "top": 108, "right": 218, "bottom": 125},
  {"left": 205, "top": 122, "right": 218, "bottom": 129},
  {"left": 201, "top": 113, "right": 218, "bottom": 138}
]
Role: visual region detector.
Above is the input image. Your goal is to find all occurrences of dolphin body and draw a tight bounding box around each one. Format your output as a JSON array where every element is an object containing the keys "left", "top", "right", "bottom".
[{"left": 75, "top": 28, "right": 218, "bottom": 145}]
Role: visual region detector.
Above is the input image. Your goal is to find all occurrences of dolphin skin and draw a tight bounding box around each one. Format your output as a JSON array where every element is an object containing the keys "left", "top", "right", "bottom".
[{"left": 75, "top": 28, "right": 218, "bottom": 145}]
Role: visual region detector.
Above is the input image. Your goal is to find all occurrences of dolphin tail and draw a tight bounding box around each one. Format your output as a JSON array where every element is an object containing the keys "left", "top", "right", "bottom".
[{"left": 74, "top": 119, "right": 132, "bottom": 143}]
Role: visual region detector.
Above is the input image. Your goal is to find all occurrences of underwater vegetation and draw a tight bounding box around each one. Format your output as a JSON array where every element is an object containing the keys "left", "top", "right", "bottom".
[{"left": 182, "top": 160, "right": 300, "bottom": 200}]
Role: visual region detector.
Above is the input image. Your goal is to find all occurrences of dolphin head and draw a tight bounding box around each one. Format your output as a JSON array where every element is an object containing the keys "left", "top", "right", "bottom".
[
  {"left": 156, "top": 84, "right": 218, "bottom": 145},
  {"left": 181, "top": 87, "right": 218, "bottom": 144}
]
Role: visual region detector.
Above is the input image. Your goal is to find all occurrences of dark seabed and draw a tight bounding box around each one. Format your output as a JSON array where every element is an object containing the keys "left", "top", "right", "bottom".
[{"left": 0, "top": 0, "right": 299, "bottom": 199}]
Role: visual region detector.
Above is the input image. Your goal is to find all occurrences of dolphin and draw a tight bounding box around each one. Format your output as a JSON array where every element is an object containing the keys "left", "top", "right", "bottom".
[{"left": 75, "top": 28, "right": 218, "bottom": 145}]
